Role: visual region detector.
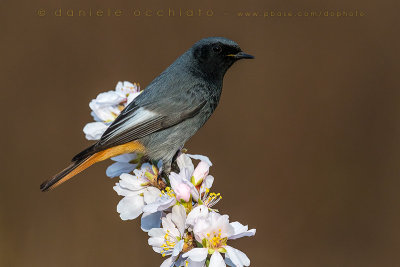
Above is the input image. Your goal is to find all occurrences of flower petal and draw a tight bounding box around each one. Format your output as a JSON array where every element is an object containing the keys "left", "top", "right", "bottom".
[
  {"left": 127, "top": 92, "right": 141, "bottom": 104},
  {"left": 192, "top": 161, "right": 210, "bottom": 185},
  {"left": 83, "top": 122, "right": 108, "bottom": 140},
  {"left": 193, "top": 213, "right": 234, "bottom": 243},
  {"left": 171, "top": 205, "right": 186, "bottom": 236},
  {"left": 152, "top": 246, "right": 163, "bottom": 254},
  {"left": 224, "top": 254, "right": 235, "bottom": 267},
  {"left": 116, "top": 195, "right": 144, "bottom": 220},
  {"left": 110, "top": 153, "right": 138, "bottom": 162},
  {"left": 141, "top": 211, "right": 162, "bottom": 232},
  {"left": 89, "top": 95, "right": 121, "bottom": 122},
  {"left": 210, "top": 252, "right": 226, "bottom": 267},
  {"left": 172, "top": 240, "right": 184, "bottom": 257},
  {"left": 143, "top": 187, "right": 162, "bottom": 204},
  {"left": 186, "top": 205, "right": 209, "bottom": 229},
  {"left": 225, "top": 246, "right": 250, "bottom": 267},
  {"left": 162, "top": 214, "right": 177, "bottom": 234},
  {"left": 119, "top": 173, "right": 146, "bottom": 191},
  {"left": 182, "top": 248, "right": 208, "bottom": 262},
  {"left": 169, "top": 172, "right": 184, "bottom": 190},
  {"left": 94, "top": 91, "right": 124, "bottom": 105},
  {"left": 90, "top": 111, "right": 103, "bottom": 122},
  {"left": 186, "top": 258, "right": 206, "bottom": 267},
  {"left": 160, "top": 256, "right": 175, "bottom": 267},
  {"left": 143, "top": 196, "right": 175, "bottom": 213},
  {"left": 174, "top": 182, "right": 191, "bottom": 202},
  {"left": 106, "top": 162, "right": 137, "bottom": 178},
  {"left": 113, "top": 183, "right": 141, "bottom": 197},
  {"left": 148, "top": 227, "right": 165, "bottom": 238},
  {"left": 187, "top": 154, "right": 212, "bottom": 166},
  {"left": 229, "top": 222, "right": 256, "bottom": 240},
  {"left": 176, "top": 153, "right": 195, "bottom": 174},
  {"left": 148, "top": 235, "right": 165, "bottom": 247},
  {"left": 199, "top": 175, "right": 214, "bottom": 195}
]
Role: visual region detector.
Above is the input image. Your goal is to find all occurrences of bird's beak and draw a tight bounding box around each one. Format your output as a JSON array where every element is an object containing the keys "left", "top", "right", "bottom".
[{"left": 227, "top": 51, "right": 255, "bottom": 60}]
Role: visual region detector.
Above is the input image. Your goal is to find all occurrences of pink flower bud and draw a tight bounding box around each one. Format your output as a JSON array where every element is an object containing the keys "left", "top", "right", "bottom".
[
  {"left": 192, "top": 161, "right": 210, "bottom": 185},
  {"left": 174, "top": 183, "right": 191, "bottom": 202}
]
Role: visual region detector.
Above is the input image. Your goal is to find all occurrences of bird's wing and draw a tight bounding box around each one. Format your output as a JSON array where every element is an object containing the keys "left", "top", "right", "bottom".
[
  {"left": 73, "top": 95, "right": 206, "bottom": 161},
  {"left": 99, "top": 99, "right": 206, "bottom": 148}
]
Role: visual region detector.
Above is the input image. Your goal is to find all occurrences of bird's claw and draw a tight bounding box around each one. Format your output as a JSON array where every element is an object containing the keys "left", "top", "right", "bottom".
[{"left": 156, "top": 172, "right": 168, "bottom": 190}]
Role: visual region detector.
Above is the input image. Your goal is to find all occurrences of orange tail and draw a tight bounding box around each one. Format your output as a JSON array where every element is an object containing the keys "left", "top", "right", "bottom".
[{"left": 40, "top": 141, "right": 145, "bottom": 192}]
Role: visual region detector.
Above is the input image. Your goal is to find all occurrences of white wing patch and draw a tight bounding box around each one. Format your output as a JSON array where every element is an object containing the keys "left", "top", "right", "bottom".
[{"left": 104, "top": 107, "right": 158, "bottom": 141}]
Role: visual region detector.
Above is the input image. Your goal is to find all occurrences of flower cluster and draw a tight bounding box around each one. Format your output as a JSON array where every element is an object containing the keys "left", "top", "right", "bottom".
[
  {"left": 83, "top": 82, "right": 256, "bottom": 267},
  {"left": 83, "top": 81, "right": 142, "bottom": 178}
]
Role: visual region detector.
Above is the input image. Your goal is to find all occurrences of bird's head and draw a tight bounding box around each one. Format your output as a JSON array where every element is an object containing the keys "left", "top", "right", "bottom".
[{"left": 190, "top": 37, "right": 254, "bottom": 80}]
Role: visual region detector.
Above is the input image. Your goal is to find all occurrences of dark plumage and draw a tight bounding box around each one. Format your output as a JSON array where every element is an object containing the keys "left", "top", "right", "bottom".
[{"left": 41, "top": 37, "right": 254, "bottom": 191}]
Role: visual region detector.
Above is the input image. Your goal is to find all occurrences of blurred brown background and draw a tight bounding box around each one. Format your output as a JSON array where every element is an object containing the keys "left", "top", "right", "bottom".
[{"left": 1, "top": 0, "right": 399, "bottom": 266}]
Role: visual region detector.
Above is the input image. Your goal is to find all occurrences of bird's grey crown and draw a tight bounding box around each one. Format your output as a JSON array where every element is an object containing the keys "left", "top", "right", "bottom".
[
  {"left": 192, "top": 37, "right": 240, "bottom": 50},
  {"left": 157, "top": 37, "right": 241, "bottom": 74}
]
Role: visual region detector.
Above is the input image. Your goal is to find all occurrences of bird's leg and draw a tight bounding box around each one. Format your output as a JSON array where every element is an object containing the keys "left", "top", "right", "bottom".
[
  {"left": 171, "top": 149, "right": 181, "bottom": 174},
  {"left": 158, "top": 172, "right": 168, "bottom": 189},
  {"left": 156, "top": 149, "right": 182, "bottom": 189},
  {"left": 157, "top": 161, "right": 170, "bottom": 189},
  {"left": 170, "top": 161, "right": 180, "bottom": 174}
]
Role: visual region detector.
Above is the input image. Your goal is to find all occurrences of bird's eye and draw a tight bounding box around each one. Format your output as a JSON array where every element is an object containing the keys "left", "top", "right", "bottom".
[{"left": 212, "top": 45, "right": 222, "bottom": 53}]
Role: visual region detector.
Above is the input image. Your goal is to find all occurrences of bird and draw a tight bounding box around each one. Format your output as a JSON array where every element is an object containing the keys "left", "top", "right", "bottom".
[{"left": 40, "top": 37, "right": 254, "bottom": 192}]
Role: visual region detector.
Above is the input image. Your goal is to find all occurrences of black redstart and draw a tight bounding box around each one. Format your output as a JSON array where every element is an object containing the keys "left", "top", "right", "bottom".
[{"left": 40, "top": 37, "right": 254, "bottom": 191}]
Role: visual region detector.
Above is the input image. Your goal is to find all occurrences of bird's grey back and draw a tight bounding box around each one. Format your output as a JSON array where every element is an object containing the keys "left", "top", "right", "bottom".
[{"left": 136, "top": 49, "right": 223, "bottom": 165}]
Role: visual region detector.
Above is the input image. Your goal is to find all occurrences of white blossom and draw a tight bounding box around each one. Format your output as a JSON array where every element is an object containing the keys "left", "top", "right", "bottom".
[
  {"left": 143, "top": 167, "right": 195, "bottom": 214},
  {"left": 83, "top": 82, "right": 256, "bottom": 267},
  {"left": 113, "top": 163, "right": 161, "bottom": 221},
  {"left": 89, "top": 91, "right": 124, "bottom": 122},
  {"left": 148, "top": 205, "right": 186, "bottom": 266},
  {"left": 183, "top": 212, "right": 255, "bottom": 267},
  {"left": 106, "top": 153, "right": 139, "bottom": 178},
  {"left": 191, "top": 161, "right": 210, "bottom": 186},
  {"left": 83, "top": 122, "right": 109, "bottom": 140},
  {"left": 115, "top": 81, "right": 141, "bottom": 102},
  {"left": 83, "top": 81, "right": 142, "bottom": 140}
]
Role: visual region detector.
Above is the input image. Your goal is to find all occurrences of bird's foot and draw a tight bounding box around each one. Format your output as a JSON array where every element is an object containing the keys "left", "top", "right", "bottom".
[
  {"left": 156, "top": 171, "right": 168, "bottom": 190},
  {"left": 171, "top": 160, "right": 180, "bottom": 174}
]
